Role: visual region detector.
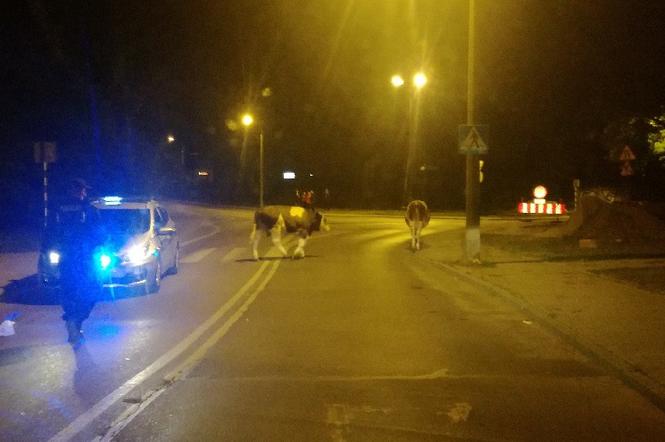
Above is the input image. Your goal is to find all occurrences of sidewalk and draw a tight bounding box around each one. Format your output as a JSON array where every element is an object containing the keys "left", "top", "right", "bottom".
[{"left": 418, "top": 221, "right": 665, "bottom": 410}]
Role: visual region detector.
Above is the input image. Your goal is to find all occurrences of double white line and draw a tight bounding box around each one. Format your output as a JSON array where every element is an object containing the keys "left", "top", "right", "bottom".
[{"left": 50, "top": 259, "right": 281, "bottom": 442}]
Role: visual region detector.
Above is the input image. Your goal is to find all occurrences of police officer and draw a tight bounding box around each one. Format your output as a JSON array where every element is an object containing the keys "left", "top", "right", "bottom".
[{"left": 51, "top": 179, "right": 103, "bottom": 345}]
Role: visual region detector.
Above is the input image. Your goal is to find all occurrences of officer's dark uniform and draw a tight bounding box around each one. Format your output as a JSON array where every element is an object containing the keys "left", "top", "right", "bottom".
[{"left": 48, "top": 180, "right": 104, "bottom": 345}]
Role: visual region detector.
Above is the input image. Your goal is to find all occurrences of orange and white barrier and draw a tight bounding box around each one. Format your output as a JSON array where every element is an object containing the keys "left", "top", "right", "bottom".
[{"left": 518, "top": 201, "right": 566, "bottom": 215}]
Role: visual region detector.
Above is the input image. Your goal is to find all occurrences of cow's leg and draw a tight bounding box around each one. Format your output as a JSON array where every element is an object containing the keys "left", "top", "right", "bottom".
[
  {"left": 251, "top": 224, "right": 261, "bottom": 260},
  {"left": 409, "top": 224, "right": 417, "bottom": 250},
  {"left": 270, "top": 227, "right": 288, "bottom": 257},
  {"left": 292, "top": 231, "right": 308, "bottom": 259},
  {"left": 415, "top": 224, "right": 421, "bottom": 250}
]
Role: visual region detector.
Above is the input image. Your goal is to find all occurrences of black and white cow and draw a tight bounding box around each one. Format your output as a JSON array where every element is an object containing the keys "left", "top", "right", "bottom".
[
  {"left": 250, "top": 205, "right": 330, "bottom": 260},
  {"left": 405, "top": 200, "right": 430, "bottom": 251}
]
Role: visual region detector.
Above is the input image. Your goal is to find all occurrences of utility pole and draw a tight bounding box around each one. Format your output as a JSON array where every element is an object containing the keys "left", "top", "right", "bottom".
[
  {"left": 259, "top": 130, "right": 264, "bottom": 208},
  {"left": 464, "top": 0, "right": 481, "bottom": 263}
]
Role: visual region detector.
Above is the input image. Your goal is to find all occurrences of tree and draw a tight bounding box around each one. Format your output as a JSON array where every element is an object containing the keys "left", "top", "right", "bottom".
[
  {"left": 600, "top": 109, "right": 665, "bottom": 201},
  {"left": 647, "top": 111, "right": 665, "bottom": 163}
]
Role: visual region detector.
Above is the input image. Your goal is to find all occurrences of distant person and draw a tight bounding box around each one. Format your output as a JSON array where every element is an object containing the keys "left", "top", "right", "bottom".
[
  {"left": 323, "top": 187, "right": 330, "bottom": 210},
  {"left": 49, "top": 179, "right": 104, "bottom": 346}
]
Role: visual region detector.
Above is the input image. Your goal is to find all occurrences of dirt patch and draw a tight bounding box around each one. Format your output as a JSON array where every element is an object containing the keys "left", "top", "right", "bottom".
[
  {"left": 556, "top": 196, "right": 665, "bottom": 243},
  {"left": 483, "top": 196, "right": 665, "bottom": 261}
]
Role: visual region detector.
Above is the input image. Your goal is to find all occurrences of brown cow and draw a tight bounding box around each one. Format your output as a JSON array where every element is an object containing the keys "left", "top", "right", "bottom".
[
  {"left": 250, "top": 205, "right": 329, "bottom": 260},
  {"left": 405, "top": 200, "right": 430, "bottom": 251}
]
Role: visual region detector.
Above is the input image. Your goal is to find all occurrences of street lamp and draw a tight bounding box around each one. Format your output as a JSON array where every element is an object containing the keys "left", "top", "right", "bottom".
[
  {"left": 391, "top": 74, "right": 405, "bottom": 88},
  {"left": 241, "top": 112, "right": 265, "bottom": 208},
  {"left": 165, "top": 134, "right": 185, "bottom": 166},
  {"left": 413, "top": 72, "right": 427, "bottom": 90},
  {"left": 241, "top": 113, "right": 254, "bottom": 127},
  {"left": 390, "top": 71, "right": 428, "bottom": 204}
]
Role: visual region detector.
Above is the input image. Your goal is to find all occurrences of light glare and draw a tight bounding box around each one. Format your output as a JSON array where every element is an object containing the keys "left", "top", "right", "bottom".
[
  {"left": 241, "top": 113, "right": 254, "bottom": 127},
  {"left": 413, "top": 72, "right": 428, "bottom": 89},
  {"left": 100, "top": 254, "right": 112, "bottom": 269},
  {"left": 48, "top": 251, "right": 60, "bottom": 265},
  {"left": 391, "top": 75, "right": 404, "bottom": 88},
  {"left": 127, "top": 244, "right": 148, "bottom": 264}
]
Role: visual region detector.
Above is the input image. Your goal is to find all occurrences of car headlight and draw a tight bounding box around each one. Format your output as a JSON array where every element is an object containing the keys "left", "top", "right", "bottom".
[
  {"left": 48, "top": 250, "right": 61, "bottom": 265},
  {"left": 126, "top": 243, "right": 153, "bottom": 265}
]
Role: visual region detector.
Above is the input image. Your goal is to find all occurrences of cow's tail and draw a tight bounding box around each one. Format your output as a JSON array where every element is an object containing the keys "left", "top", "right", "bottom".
[{"left": 249, "top": 221, "right": 257, "bottom": 243}]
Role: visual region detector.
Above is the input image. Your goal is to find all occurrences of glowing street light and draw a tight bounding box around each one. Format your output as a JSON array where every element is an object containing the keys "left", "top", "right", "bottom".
[
  {"left": 390, "top": 70, "right": 428, "bottom": 204},
  {"left": 241, "top": 112, "right": 265, "bottom": 208},
  {"left": 166, "top": 134, "right": 175, "bottom": 143},
  {"left": 413, "top": 72, "right": 428, "bottom": 90},
  {"left": 241, "top": 113, "right": 254, "bottom": 127},
  {"left": 391, "top": 74, "right": 405, "bottom": 88}
]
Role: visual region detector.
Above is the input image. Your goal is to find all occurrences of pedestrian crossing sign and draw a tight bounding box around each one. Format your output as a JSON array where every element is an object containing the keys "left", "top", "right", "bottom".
[{"left": 458, "top": 125, "right": 489, "bottom": 154}]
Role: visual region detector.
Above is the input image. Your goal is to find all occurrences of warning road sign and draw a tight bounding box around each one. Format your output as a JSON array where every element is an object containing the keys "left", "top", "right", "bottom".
[
  {"left": 458, "top": 125, "right": 489, "bottom": 154},
  {"left": 618, "top": 145, "right": 636, "bottom": 161},
  {"left": 33, "top": 142, "right": 57, "bottom": 164},
  {"left": 620, "top": 161, "right": 634, "bottom": 177}
]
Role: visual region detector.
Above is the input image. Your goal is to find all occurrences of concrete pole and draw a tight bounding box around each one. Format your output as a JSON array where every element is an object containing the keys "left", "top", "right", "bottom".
[
  {"left": 465, "top": 0, "right": 481, "bottom": 263},
  {"left": 403, "top": 93, "right": 415, "bottom": 205},
  {"left": 259, "top": 130, "right": 264, "bottom": 208}
]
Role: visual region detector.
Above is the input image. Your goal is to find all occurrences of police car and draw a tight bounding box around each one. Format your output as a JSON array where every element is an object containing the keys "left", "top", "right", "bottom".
[{"left": 38, "top": 196, "right": 179, "bottom": 294}]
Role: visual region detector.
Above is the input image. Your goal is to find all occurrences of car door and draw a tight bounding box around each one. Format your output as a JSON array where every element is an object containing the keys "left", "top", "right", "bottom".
[{"left": 155, "top": 206, "right": 176, "bottom": 268}]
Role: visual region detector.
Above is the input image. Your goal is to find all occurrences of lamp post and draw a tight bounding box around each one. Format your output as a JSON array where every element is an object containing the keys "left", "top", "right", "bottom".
[
  {"left": 241, "top": 113, "right": 265, "bottom": 208},
  {"left": 391, "top": 71, "right": 427, "bottom": 204},
  {"left": 166, "top": 134, "right": 185, "bottom": 167}
]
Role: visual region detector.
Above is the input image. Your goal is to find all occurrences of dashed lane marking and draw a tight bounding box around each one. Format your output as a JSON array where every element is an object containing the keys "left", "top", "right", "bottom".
[
  {"left": 181, "top": 224, "right": 221, "bottom": 247},
  {"left": 221, "top": 247, "right": 247, "bottom": 263},
  {"left": 180, "top": 247, "right": 217, "bottom": 263}
]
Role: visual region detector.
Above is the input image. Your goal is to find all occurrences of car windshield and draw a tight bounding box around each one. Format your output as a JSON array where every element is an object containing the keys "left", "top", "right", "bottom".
[{"left": 98, "top": 208, "right": 150, "bottom": 234}]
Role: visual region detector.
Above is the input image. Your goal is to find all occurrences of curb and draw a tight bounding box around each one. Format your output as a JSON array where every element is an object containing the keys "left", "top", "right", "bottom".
[{"left": 422, "top": 256, "right": 665, "bottom": 414}]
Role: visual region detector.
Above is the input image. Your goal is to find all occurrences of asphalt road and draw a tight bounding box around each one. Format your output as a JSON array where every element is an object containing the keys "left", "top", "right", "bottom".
[{"left": 1, "top": 206, "right": 665, "bottom": 441}]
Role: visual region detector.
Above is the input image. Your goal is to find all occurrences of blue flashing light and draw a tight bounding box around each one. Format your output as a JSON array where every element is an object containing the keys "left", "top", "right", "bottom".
[
  {"left": 99, "top": 254, "right": 112, "bottom": 269},
  {"left": 102, "top": 196, "right": 123, "bottom": 206},
  {"left": 48, "top": 250, "right": 61, "bottom": 265}
]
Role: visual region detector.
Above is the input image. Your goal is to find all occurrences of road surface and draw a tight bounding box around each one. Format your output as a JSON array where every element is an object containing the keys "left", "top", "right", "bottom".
[{"left": 1, "top": 205, "right": 664, "bottom": 441}]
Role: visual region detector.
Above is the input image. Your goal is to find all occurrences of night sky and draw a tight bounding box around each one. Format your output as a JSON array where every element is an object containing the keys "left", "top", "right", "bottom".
[{"left": 3, "top": 0, "right": 665, "bottom": 219}]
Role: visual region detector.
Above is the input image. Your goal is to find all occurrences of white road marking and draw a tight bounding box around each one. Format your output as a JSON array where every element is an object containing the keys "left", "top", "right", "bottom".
[
  {"left": 96, "top": 260, "right": 282, "bottom": 441},
  {"left": 221, "top": 247, "right": 246, "bottom": 263},
  {"left": 180, "top": 247, "right": 217, "bottom": 263},
  {"left": 49, "top": 260, "right": 276, "bottom": 442},
  {"left": 446, "top": 402, "right": 472, "bottom": 423},
  {"left": 181, "top": 224, "right": 221, "bottom": 247},
  {"left": 326, "top": 403, "right": 351, "bottom": 442}
]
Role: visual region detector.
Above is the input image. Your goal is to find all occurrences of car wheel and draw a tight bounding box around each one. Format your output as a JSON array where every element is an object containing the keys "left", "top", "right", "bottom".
[
  {"left": 168, "top": 244, "right": 179, "bottom": 275},
  {"left": 145, "top": 259, "right": 161, "bottom": 294}
]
